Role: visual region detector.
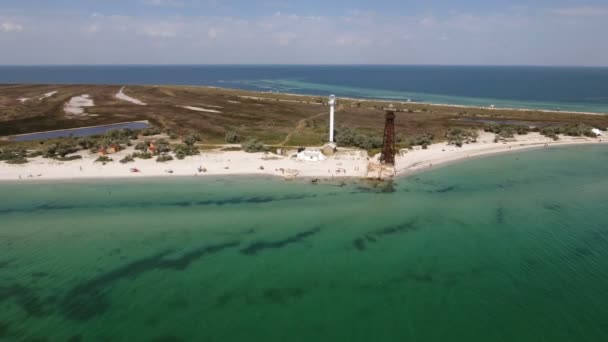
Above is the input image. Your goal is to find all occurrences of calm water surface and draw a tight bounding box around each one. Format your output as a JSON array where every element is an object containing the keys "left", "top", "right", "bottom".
[
  {"left": 1, "top": 145, "right": 608, "bottom": 341},
  {"left": 2, "top": 65, "right": 608, "bottom": 113}
]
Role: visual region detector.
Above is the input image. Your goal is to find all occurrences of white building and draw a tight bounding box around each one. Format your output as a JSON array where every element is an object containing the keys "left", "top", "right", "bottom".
[
  {"left": 592, "top": 128, "right": 604, "bottom": 137},
  {"left": 297, "top": 150, "right": 327, "bottom": 162}
]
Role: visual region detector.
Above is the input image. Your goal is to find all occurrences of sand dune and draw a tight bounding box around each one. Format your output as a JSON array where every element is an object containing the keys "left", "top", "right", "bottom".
[{"left": 64, "top": 95, "right": 94, "bottom": 117}]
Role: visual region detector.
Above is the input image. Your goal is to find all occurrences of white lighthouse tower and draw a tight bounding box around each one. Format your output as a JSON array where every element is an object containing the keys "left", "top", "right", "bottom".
[{"left": 328, "top": 94, "right": 337, "bottom": 142}]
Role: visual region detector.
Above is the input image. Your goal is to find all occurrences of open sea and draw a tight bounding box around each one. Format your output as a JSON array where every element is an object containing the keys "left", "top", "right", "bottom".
[
  {"left": 1, "top": 65, "right": 608, "bottom": 113},
  {"left": 1, "top": 145, "right": 608, "bottom": 341}
]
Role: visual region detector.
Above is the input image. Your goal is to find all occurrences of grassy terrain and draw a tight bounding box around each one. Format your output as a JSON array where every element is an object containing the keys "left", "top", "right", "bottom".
[{"left": 2, "top": 84, "right": 608, "bottom": 148}]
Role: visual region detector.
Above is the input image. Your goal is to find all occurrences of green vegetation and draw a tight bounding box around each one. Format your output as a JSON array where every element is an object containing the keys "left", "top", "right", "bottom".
[
  {"left": 485, "top": 124, "right": 531, "bottom": 141},
  {"left": 55, "top": 155, "right": 82, "bottom": 161},
  {"left": 156, "top": 153, "right": 174, "bottom": 163},
  {"left": 183, "top": 133, "right": 202, "bottom": 146},
  {"left": 141, "top": 127, "right": 162, "bottom": 136},
  {"left": 403, "top": 133, "right": 434, "bottom": 149},
  {"left": 335, "top": 127, "right": 383, "bottom": 150},
  {"left": 225, "top": 131, "right": 241, "bottom": 144},
  {"left": 446, "top": 128, "right": 479, "bottom": 147},
  {"left": 95, "top": 156, "right": 113, "bottom": 163},
  {"left": 120, "top": 155, "right": 135, "bottom": 164},
  {"left": 540, "top": 123, "right": 596, "bottom": 141},
  {"left": 134, "top": 142, "right": 148, "bottom": 151},
  {"left": 44, "top": 142, "right": 80, "bottom": 159},
  {"left": 242, "top": 137, "right": 267, "bottom": 153},
  {"left": 0, "top": 146, "right": 28, "bottom": 164},
  {"left": 173, "top": 144, "right": 200, "bottom": 160},
  {"left": 132, "top": 152, "right": 153, "bottom": 160}
]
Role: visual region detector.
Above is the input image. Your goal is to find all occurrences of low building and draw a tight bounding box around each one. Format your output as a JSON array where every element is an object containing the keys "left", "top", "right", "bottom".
[
  {"left": 297, "top": 149, "right": 326, "bottom": 162},
  {"left": 592, "top": 128, "right": 604, "bottom": 137}
]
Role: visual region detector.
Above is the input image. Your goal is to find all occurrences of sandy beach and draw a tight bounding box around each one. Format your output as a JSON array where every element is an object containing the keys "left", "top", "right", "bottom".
[{"left": 1, "top": 131, "right": 605, "bottom": 182}]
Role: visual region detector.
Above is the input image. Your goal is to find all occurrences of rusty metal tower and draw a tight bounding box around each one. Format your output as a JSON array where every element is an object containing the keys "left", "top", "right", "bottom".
[{"left": 380, "top": 105, "right": 396, "bottom": 165}]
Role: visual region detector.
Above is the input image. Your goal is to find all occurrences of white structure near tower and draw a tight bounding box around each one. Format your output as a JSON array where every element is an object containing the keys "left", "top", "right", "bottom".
[{"left": 328, "top": 94, "right": 336, "bottom": 142}]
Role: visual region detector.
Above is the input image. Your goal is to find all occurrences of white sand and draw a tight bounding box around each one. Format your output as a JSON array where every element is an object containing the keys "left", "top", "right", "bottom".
[
  {"left": 39, "top": 91, "right": 58, "bottom": 100},
  {"left": 0, "top": 148, "right": 368, "bottom": 181},
  {"left": 18, "top": 98, "right": 30, "bottom": 103},
  {"left": 115, "top": 87, "right": 146, "bottom": 105},
  {"left": 394, "top": 132, "right": 605, "bottom": 177},
  {"left": 179, "top": 106, "right": 222, "bottom": 113},
  {"left": 1, "top": 132, "right": 605, "bottom": 182},
  {"left": 64, "top": 95, "right": 94, "bottom": 116}
]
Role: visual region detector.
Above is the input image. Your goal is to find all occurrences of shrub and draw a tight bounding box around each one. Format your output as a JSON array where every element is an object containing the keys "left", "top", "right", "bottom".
[
  {"left": 56, "top": 155, "right": 83, "bottom": 161},
  {"left": 405, "top": 133, "right": 434, "bottom": 149},
  {"left": 173, "top": 144, "right": 199, "bottom": 159},
  {"left": 120, "top": 155, "right": 135, "bottom": 164},
  {"left": 44, "top": 142, "right": 80, "bottom": 158},
  {"left": 184, "top": 133, "right": 202, "bottom": 146},
  {"left": 134, "top": 142, "right": 148, "bottom": 151},
  {"left": 141, "top": 127, "right": 162, "bottom": 136},
  {"left": 242, "top": 138, "right": 266, "bottom": 153},
  {"left": 446, "top": 128, "right": 478, "bottom": 147},
  {"left": 95, "top": 156, "right": 113, "bottom": 163},
  {"left": 335, "top": 127, "right": 384, "bottom": 150},
  {"left": 132, "top": 152, "right": 153, "bottom": 160},
  {"left": 156, "top": 153, "right": 174, "bottom": 163},
  {"left": 225, "top": 131, "right": 241, "bottom": 143},
  {"left": 6, "top": 157, "right": 29, "bottom": 164}
]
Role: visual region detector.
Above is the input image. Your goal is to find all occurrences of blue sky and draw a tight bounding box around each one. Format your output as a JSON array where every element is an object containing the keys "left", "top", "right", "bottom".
[{"left": 1, "top": 0, "right": 607, "bottom": 65}]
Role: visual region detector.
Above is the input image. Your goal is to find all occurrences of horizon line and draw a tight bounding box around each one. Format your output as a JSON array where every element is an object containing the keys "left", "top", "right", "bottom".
[{"left": 1, "top": 63, "right": 607, "bottom": 68}]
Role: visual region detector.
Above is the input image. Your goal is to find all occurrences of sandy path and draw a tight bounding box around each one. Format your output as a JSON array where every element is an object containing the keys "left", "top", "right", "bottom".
[
  {"left": 115, "top": 87, "right": 146, "bottom": 105},
  {"left": 179, "top": 106, "right": 222, "bottom": 113}
]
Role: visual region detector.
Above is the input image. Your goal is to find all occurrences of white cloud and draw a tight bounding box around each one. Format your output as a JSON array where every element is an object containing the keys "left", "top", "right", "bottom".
[
  {"left": 552, "top": 6, "right": 608, "bottom": 17},
  {"left": 0, "top": 21, "right": 23, "bottom": 33},
  {"left": 0, "top": 9, "right": 607, "bottom": 66}
]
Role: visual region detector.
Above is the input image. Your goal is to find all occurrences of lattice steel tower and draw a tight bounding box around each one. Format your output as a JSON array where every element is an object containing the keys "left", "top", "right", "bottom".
[{"left": 380, "top": 105, "right": 396, "bottom": 165}]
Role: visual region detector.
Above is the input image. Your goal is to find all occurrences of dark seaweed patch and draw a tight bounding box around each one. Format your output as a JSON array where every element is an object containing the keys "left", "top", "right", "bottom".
[
  {"left": 353, "top": 238, "right": 366, "bottom": 251},
  {"left": 262, "top": 288, "right": 306, "bottom": 304},
  {"left": 240, "top": 227, "right": 321, "bottom": 255},
  {"left": 166, "top": 297, "right": 189, "bottom": 309},
  {"left": 150, "top": 336, "right": 184, "bottom": 342},
  {"left": 543, "top": 202, "right": 562, "bottom": 211},
  {"left": 0, "top": 194, "right": 319, "bottom": 216},
  {"left": 373, "top": 220, "right": 418, "bottom": 237},
  {"left": 433, "top": 186, "right": 457, "bottom": 194},
  {"left": 496, "top": 207, "right": 505, "bottom": 224},
  {"left": 0, "top": 259, "right": 13, "bottom": 269},
  {"left": 61, "top": 241, "right": 239, "bottom": 320},
  {"left": 0, "top": 284, "right": 46, "bottom": 317},
  {"left": 215, "top": 293, "right": 235, "bottom": 307},
  {"left": 31, "top": 272, "right": 48, "bottom": 278},
  {"left": 67, "top": 334, "right": 83, "bottom": 342},
  {"left": 0, "top": 322, "right": 8, "bottom": 338},
  {"left": 353, "top": 220, "right": 419, "bottom": 252}
]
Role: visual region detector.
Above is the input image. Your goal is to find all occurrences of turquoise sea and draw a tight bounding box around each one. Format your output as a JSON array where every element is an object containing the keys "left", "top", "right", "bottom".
[
  {"left": 1, "top": 65, "right": 608, "bottom": 113},
  {"left": 2, "top": 145, "right": 608, "bottom": 341}
]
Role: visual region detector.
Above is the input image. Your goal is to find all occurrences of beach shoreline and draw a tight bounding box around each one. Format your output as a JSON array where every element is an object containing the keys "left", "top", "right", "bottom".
[{"left": 1, "top": 132, "right": 605, "bottom": 183}]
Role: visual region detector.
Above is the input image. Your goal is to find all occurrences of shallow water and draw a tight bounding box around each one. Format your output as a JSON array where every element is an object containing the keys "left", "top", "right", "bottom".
[{"left": 1, "top": 145, "right": 608, "bottom": 341}]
